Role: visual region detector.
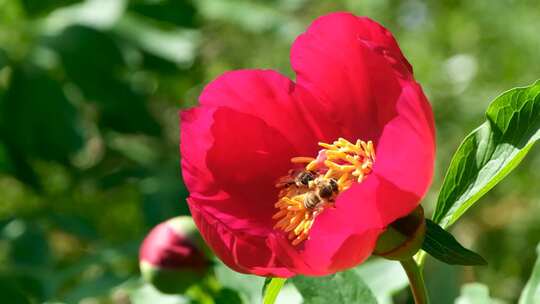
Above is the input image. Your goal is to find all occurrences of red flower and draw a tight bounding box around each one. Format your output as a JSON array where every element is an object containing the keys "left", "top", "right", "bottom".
[{"left": 180, "top": 12, "right": 435, "bottom": 277}]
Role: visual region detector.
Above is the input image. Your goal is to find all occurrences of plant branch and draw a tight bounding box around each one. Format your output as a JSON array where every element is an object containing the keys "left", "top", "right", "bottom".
[{"left": 400, "top": 258, "right": 429, "bottom": 304}]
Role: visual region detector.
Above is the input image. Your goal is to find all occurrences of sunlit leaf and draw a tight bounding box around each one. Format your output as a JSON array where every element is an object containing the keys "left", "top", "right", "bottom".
[
  {"left": 455, "top": 283, "right": 504, "bottom": 304},
  {"left": 214, "top": 261, "right": 265, "bottom": 303},
  {"left": 519, "top": 244, "right": 540, "bottom": 304},
  {"left": 197, "top": 0, "right": 290, "bottom": 33},
  {"left": 114, "top": 14, "right": 199, "bottom": 67},
  {"left": 292, "top": 270, "right": 377, "bottom": 304},
  {"left": 125, "top": 280, "right": 190, "bottom": 304},
  {"left": 433, "top": 80, "right": 540, "bottom": 228},
  {"left": 44, "top": 0, "right": 126, "bottom": 31},
  {"left": 355, "top": 258, "right": 408, "bottom": 304}
]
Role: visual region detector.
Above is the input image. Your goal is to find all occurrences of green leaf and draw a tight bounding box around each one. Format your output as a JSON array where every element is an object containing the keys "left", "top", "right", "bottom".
[
  {"left": 355, "top": 258, "right": 408, "bottom": 304},
  {"left": 292, "top": 269, "right": 377, "bottom": 304},
  {"left": 214, "top": 261, "right": 265, "bottom": 303},
  {"left": 0, "top": 48, "right": 7, "bottom": 69},
  {"left": 114, "top": 14, "right": 198, "bottom": 67},
  {"left": 519, "top": 244, "right": 540, "bottom": 304},
  {"left": 20, "top": 0, "right": 82, "bottom": 16},
  {"left": 48, "top": 25, "right": 161, "bottom": 135},
  {"left": 127, "top": 0, "right": 198, "bottom": 28},
  {"left": 422, "top": 220, "right": 487, "bottom": 266},
  {"left": 124, "top": 280, "right": 190, "bottom": 304},
  {"left": 1, "top": 64, "right": 84, "bottom": 163},
  {"left": 433, "top": 80, "right": 540, "bottom": 228},
  {"left": 0, "top": 278, "right": 31, "bottom": 304},
  {"left": 263, "top": 278, "right": 286, "bottom": 304},
  {"left": 455, "top": 283, "right": 504, "bottom": 304}
]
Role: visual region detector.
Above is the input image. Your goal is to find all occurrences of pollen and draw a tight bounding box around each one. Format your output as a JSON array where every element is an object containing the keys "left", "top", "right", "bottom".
[{"left": 273, "top": 138, "right": 376, "bottom": 246}]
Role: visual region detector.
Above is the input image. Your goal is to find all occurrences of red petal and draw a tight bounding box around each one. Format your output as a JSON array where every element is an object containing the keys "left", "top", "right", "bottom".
[
  {"left": 180, "top": 104, "right": 299, "bottom": 276},
  {"left": 371, "top": 82, "right": 435, "bottom": 224},
  {"left": 271, "top": 173, "right": 423, "bottom": 275},
  {"left": 190, "top": 201, "right": 294, "bottom": 277},
  {"left": 199, "top": 69, "right": 320, "bottom": 156},
  {"left": 291, "top": 13, "right": 413, "bottom": 143},
  {"left": 272, "top": 12, "right": 435, "bottom": 274}
]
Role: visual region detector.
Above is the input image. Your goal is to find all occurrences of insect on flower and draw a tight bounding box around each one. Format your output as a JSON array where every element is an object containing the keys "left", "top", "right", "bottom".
[{"left": 180, "top": 12, "right": 435, "bottom": 277}]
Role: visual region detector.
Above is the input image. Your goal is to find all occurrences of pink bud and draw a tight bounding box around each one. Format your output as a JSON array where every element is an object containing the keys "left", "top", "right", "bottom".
[{"left": 139, "top": 216, "right": 209, "bottom": 293}]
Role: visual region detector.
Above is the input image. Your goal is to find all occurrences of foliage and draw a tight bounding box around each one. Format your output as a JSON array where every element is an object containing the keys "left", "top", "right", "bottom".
[
  {"left": 422, "top": 220, "right": 486, "bottom": 266},
  {"left": 432, "top": 81, "right": 540, "bottom": 228},
  {"left": 519, "top": 244, "right": 540, "bottom": 304},
  {"left": 292, "top": 270, "right": 377, "bottom": 304},
  {"left": 0, "top": 0, "right": 540, "bottom": 303}
]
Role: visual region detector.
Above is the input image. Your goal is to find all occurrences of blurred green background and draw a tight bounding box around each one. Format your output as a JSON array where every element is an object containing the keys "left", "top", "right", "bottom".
[{"left": 1, "top": 0, "right": 539, "bottom": 303}]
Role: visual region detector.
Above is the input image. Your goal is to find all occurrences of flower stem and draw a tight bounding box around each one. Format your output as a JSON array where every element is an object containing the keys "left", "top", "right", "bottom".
[
  {"left": 400, "top": 258, "right": 429, "bottom": 304},
  {"left": 263, "top": 278, "right": 287, "bottom": 304}
]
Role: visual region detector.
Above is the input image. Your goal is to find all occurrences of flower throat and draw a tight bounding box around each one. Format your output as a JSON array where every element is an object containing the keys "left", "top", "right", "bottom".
[{"left": 273, "top": 138, "right": 375, "bottom": 246}]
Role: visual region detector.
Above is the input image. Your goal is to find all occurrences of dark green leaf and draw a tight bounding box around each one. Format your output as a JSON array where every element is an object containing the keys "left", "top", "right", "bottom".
[
  {"left": 433, "top": 80, "right": 540, "bottom": 228},
  {"left": 1, "top": 64, "right": 84, "bottom": 163},
  {"left": 292, "top": 270, "right": 377, "bottom": 304},
  {"left": 48, "top": 25, "right": 161, "bottom": 135},
  {"left": 0, "top": 48, "right": 7, "bottom": 69},
  {"left": 20, "top": 0, "right": 82, "bottom": 16},
  {"left": 215, "top": 288, "right": 244, "bottom": 304},
  {"left": 0, "top": 278, "right": 31, "bottom": 304},
  {"left": 519, "top": 244, "right": 540, "bottom": 304},
  {"left": 0, "top": 140, "right": 13, "bottom": 172},
  {"left": 128, "top": 0, "right": 198, "bottom": 28},
  {"left": 2, "top": 220, "right": 51, "bottom": 267},
  {"left": 422, "top": 220, "right": 486, "bottom": 266}
]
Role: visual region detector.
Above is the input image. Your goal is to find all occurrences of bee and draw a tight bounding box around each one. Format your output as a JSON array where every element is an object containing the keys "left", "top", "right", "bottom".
[
  {"left": 295, "top": 170, "right": 316, "bottom": 187},
  {"left": 302, "top": 178, "right": 339, "bottom": 210},
  {"left": 315, "top": 178, "right": 339, "bottom": 199},
  {"left": 276, "top": 170, "right": 316, "bottom": 188},
  {"left": 303, "top": 191, "right": 323, "bottom": 209}
]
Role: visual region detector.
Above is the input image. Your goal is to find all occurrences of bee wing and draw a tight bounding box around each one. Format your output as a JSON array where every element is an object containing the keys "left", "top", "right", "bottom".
[{"left": 275, "top": 175, "right": 295, "bottom": 188}]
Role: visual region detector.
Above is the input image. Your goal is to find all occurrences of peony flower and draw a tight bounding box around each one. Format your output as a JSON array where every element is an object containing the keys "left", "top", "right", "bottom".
[
  {"left": 180, "top": 12, "right": 435, "bottom": 277},
  {"left": 139, "top": 216, "right": 209, "bottom": 293}
]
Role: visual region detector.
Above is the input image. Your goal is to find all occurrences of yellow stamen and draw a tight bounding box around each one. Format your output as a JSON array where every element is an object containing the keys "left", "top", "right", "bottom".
[
  {"left": 291, "top": 157, "right": 316, "bottom": 164},
  {"left": 273, "top": 138, "right": 376, "bottom": 246}
]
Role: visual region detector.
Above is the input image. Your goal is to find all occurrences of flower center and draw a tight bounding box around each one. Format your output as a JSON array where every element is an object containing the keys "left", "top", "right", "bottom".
[{"left": 273, "top": 138, "right": 376, "bottom": 246}]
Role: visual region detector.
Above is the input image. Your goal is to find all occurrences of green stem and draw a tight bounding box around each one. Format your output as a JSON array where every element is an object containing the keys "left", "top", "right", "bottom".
[
  {"left": 415, "top": 250, "right": 427, "bottom": 269},
  {"left": 263, "top": 278, "right": 287, "bottom": 304},
  {"left": 400, "top": 258, "right": 429, "bottom": 304}
]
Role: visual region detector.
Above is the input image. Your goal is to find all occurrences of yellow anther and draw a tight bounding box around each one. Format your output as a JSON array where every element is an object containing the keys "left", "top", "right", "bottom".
[
  {"left": 291, "top": 157, "right": 315, "bottom": 164},
  {"left": 318, "top": 142, "right": 336, "bottom": 150},
  {"left": 273, "top": 138, "right": 375, "bottom": 246}
]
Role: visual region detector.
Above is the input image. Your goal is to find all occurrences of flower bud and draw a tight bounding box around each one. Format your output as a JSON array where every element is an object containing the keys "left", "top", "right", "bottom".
[
  {"left": 139, "top": 216, "right": 209, "bottom": 294},
  {"left": 373, "top": 206, "right": 426, "bottom": 261}
]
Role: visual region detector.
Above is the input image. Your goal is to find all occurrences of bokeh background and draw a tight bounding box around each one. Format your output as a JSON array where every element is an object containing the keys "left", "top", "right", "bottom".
[{"left": 1, "top": 0, "right": 539, "bottom": 303}]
